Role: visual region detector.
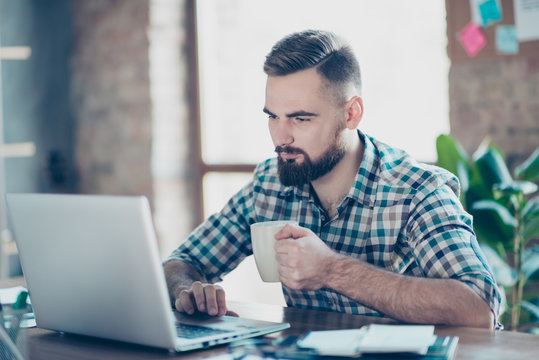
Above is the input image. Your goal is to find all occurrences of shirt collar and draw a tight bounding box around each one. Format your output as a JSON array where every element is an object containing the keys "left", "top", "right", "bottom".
[
  {"left": 279, "top": 181, "right": 311, "bottom": 200},
  {"left": 346, "top": 130, "right": 379, "bottom": 207},
  {"left": 279, "top": 130, "right": 379, "bottom": 207}
]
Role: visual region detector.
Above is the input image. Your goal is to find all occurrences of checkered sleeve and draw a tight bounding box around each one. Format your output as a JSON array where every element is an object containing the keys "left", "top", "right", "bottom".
[
  {"left": 405, "top": 179, "right": 502, "bottom": 325},
  {"left": 164, "top": 178, "right": 257, "bottom": 283}
]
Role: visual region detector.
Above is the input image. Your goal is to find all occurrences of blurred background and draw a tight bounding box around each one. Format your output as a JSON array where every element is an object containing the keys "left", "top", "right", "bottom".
[{"left": 1, "top": 0, "right": 538, "bottom": 306}]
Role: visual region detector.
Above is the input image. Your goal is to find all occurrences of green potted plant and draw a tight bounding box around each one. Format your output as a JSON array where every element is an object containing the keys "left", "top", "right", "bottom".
[{"left": 436, "top": 135, "right": 539, "bottom": 331}]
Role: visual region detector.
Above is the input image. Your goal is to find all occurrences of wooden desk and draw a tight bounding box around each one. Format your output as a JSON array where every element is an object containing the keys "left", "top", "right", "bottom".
[{"left": 8, "top": 300, "right": 539, "bottom": 359}]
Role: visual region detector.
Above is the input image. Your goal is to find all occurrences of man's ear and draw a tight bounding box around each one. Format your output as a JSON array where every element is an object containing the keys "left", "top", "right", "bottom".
[{"left": 344, "top": 96, "right": 363, "bottom": 129}]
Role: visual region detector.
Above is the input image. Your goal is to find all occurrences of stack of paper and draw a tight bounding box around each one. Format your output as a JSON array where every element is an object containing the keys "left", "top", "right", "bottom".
[
  {"left": 297, "top": 324, "right": 437, "bottom": 357},
  {"left": 358, "top": 324, "right": 436, "bottom": 354}
]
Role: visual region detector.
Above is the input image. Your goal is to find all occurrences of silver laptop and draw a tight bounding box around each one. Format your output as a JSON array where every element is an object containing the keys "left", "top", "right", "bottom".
[{"left": 6, "top": 193, "right": 290, "bottom": 352}]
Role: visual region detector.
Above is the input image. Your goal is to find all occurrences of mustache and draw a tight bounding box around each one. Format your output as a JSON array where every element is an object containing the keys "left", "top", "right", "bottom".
[{"left": 275, "top": 145, "right": 305, "bottom": 155}]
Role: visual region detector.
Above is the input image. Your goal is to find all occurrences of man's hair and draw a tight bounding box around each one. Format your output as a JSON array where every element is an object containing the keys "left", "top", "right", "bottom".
[{"left": 263, "top": 30, "right": 362, "bottom": 104}]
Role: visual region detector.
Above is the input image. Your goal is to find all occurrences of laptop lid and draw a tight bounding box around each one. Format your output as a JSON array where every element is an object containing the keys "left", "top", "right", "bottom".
[
  {"left": 6, "top": 194, "right": 289, "bottom": 351},
  {"left": 7, "top": 194, "right": 180, "bottom": 350}
]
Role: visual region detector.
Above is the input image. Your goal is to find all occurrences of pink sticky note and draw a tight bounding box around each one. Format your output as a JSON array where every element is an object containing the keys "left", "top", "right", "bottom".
[{"left": 459, "top": 22, "right": 487, "bottom": 57}]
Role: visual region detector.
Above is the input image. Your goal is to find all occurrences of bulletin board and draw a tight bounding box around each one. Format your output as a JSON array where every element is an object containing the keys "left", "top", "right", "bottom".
[{"left": 446, "top": 0, "right": 539, "bottom": 62}]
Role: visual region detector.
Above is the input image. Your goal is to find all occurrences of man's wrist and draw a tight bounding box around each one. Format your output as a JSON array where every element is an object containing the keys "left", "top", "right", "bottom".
[{"left": 322, "top": 252, "right": 352, "bottom": 288}]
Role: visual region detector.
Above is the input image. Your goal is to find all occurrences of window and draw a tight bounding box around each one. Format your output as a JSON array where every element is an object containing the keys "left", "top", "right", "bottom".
[
  {"left": 195, "top": 0, "right": 449, "bottom": 305},
  {"left": 196, "top": 0, "right": 450, "bottom": 219}
]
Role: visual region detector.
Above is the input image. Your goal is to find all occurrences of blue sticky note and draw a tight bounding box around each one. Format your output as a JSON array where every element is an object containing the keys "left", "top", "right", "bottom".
[
  {"left": 479, "top": 0, "right": 502, "bottom": 26},
  {"left": 496, "top": 25, "right": 519, "bottom": 54}
]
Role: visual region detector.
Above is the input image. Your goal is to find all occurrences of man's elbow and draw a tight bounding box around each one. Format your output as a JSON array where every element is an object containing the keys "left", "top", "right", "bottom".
[
  {"left": 455, "top": 284, "right": 496, "bottom": 329},
  {"left": 468, "top": 307, "right": 495, "bottom": 330},
  {"left": 478, "top": 310, "right": 495, "bottom": 330},
  {"left": 450, "top": 294, "right": 495, "bottom": 329}
]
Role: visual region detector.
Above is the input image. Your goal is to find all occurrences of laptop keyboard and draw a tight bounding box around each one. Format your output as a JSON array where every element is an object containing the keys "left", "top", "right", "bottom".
[{"left": 176, "top": 324, "right": 234, "bottom": 339}]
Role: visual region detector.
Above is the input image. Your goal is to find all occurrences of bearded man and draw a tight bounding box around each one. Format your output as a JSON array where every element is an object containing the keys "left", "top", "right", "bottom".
[{"left": 164, "top": 30, "right": 501, "bottom": 329}]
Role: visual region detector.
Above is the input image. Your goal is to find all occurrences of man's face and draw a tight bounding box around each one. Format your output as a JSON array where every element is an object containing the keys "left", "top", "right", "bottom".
[{"left": 264, "top": 68, "right": 347, "bottom": 186}]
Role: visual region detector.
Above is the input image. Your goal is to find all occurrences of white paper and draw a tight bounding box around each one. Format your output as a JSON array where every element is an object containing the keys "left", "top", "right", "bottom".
[
  {"left": 0, "top": 286, "right": 29, "bottom": 305},
  {"left": 358, "top": 324, "right": 436, "bottom": 354},
  {"left": 297, "top": 324, "right": 436, "bottom": 356},
  {"left": 514, "top": 0, "right": 539, "bottom": 41},
  {"left": 297, "top": 328, "right": 366, "bottom": 356},
  {"left": 19, "top": 313, "right": 36, "bottom": 328}
]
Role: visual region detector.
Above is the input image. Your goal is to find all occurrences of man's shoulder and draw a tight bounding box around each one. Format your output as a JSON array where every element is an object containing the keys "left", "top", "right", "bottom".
[
  {"left": 254, "top": 157, "right": 279, "bottom": 179},
  {"left": 254, "top": 157, "right": 278, "bottom": 174},
  {"left": 252, "top": 158, "right": 287, "bottom": 191},
  {"left": 371, "top": 136, "right": 460, "bottom": 196}
]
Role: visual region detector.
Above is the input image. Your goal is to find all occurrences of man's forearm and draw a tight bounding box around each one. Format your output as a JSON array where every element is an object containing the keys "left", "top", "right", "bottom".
[
  {"left": 324, "top": 254, "right": 494, "bottom": 328},
  {"left": 164, "top": 259, "right": 204, "bottom": 304}
]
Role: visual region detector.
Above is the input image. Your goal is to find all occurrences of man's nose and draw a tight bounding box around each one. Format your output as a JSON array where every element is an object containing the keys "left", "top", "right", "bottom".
[{"left": 271, "top": 119, "right": 294, "bottom": 146}]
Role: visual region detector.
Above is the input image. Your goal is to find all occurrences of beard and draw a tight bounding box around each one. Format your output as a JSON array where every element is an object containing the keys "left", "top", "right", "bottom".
[{"left": 276, "top": 126, "right": 346, "bottom": 187}]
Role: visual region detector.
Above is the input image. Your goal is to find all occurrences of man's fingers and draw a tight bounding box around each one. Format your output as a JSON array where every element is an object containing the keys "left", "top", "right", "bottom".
[
  {"left": 191, "top": 281, "right": 206, "bottom": 312},
  {"left": 203, "top": 285, "right": 218, "bottom": 316},
  {"left": 202, "top": 284, "right": 228, "bottom": 316},
  {"left": 275, "top": 237, "right": 302, "bottom": 256},
  {"left": 275, "top": 224, "right": 308, "bottom": 240},
  {"left": 177, "top": 290, "right": 195, "bottom": 315},
  {"left": 216, "top": 286, "right": 228, "bottom": 316},
  {"left": 175, "top": 283, "right": 228, "bottom": 317}
]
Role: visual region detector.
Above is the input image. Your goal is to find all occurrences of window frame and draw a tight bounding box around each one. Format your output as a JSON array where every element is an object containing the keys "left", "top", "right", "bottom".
[
  {"left": 190, "top": 0, "right": 448, "bottom": 223},
  {"left": 189, "top": 2, "right": 255, "bottom": 224}
]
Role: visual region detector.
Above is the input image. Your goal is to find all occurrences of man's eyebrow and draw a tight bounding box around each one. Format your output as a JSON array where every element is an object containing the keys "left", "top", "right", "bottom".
[
  {"left": 263, "top": 108, "right": 275, "bottom": 116},
  {"left": 287, "top": 110, "right": 319, "bottom": 118},
  {"left": 262, "top": 108, "right": 319, "bottom": 118}
]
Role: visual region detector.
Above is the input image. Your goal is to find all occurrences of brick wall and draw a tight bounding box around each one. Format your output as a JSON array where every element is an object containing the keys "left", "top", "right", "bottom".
[
  {"left": 449, "top": 58, "right": 539, "bottom": 170},
  {"left": 70, "top": 0, "right": 197, "bottom": 255},
  {"left": 71, "top": 0, "right": 153, "bottom": 198}
]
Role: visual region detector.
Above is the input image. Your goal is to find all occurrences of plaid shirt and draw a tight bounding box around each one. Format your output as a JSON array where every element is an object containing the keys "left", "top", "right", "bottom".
[{"left": 167, "top": 131, "right": 501, "bottom": 325}]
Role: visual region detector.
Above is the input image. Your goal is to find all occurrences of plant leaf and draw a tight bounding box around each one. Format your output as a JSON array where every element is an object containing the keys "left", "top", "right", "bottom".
[
  {"left": 457, "top": 161, "right": 470, "bottom": 194},
  {"left": 522, "top": 292, "right": 539, "bottom": 303},
  {"left": 472, "top": 136, "right": 492, "bottom": 161},
  {"left": 436, "top": 134, "right": 471, "bottom": 178},
  {"left": 493, "top": 181, "right": 538, "bottom": 196},
  {"left": 465, "top": 181, "right": 494, "bottom": 209},
  {"left": 523, "top": 247, "right": 539, "bottom": 282},
  {"left": 520, "top": 301, "right": 539, "bottom": 321},
  {"left": 479, "top": 243, "right": 517, "bottom": 286},
  {"left": 523, "top": 198, "right": 539, "bottom": 221},
  {"left": 522, "top": 199, "right": 539, "bottom": 244},
  {"left": 471, "top": 200, "right": 515, "bottom": 251},
  {"left": 515, "top": 148, "right": 539, "bottom": 182},
  {"left": 474, "top": 147, "right": 513, "bottom": 190},
  {"left": 523, "top": 211, "right": 539, "bottom": 242},
  {"left": 472, "top": 200, "right": 518, "bottom": 228},
  {"left": 498, "top": 286, "right": 508, "bottom": 316}
]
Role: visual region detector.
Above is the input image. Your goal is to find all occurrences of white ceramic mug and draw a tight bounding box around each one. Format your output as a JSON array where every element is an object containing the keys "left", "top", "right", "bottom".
[{"left": 250, "top": 220, "right": 297, "bottom": 282}]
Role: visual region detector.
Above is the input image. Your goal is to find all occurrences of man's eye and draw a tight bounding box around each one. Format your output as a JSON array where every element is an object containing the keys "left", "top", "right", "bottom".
[
  {"left": 267, "top": 114, "right": 277, "bottom": 120},
  {"left": 296, "top": 117, "right": 310, "bottom": 122}
]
